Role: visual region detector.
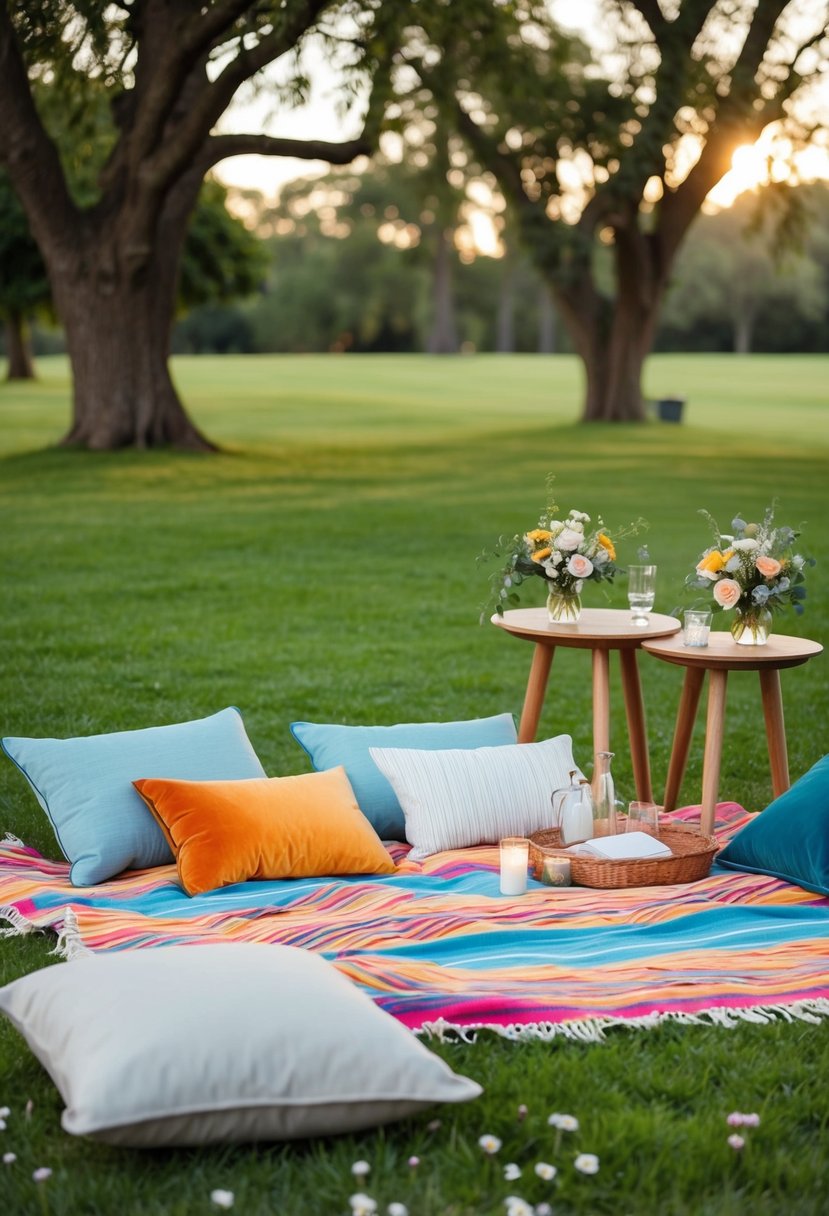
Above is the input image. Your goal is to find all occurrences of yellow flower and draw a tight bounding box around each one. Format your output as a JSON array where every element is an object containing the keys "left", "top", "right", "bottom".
[
  {"left": 530, "top": 547, "right": 552, "bottom": 563},
  {"left": 526, "top": 529, "right": 552, "bottom": 544},
  {"left": 697, "top": 548, "right": 733, "bottom": 575},
  {"left": 597, "top": 533, "right": 616, "bottom": 561}
]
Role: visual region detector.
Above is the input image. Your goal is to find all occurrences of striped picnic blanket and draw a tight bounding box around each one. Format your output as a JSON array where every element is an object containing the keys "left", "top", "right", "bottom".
[{"left": 2, "top": 804, "right": 828, "bottom": 1039}]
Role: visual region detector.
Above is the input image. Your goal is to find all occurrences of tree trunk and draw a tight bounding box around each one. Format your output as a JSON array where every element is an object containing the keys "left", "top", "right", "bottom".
[
  {"left": 426, "top": 227, "right": 459, "bottom": 354},
  {"left": 48, "top": 175, "right": 214, "bottom": 451},
  {"left": 4, "top": 311, "right": 35, "bottom": 380},
  {"left": 537, "top": 282, "right": 556, "bottom": 354},
  {"left": 495, "top": 256, "right": 515, "bottom": 352},
  {"left": 733, "top": 310, "right": 754, "bottom": 355}
]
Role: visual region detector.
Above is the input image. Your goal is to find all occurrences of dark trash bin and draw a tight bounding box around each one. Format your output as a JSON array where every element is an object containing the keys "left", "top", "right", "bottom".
[{"left": 656, "top": 397, "right": 685, "bottom": 423}]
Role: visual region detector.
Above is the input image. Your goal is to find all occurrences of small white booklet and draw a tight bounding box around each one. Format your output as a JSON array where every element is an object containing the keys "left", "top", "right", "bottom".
[{"left": 568, "top": 831, "right": 672, "bottom": 860}]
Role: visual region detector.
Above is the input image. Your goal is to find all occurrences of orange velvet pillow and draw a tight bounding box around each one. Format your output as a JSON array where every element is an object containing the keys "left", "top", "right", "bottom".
[{"left": 133, "top": 767, "right": 395, "bottom": 896}]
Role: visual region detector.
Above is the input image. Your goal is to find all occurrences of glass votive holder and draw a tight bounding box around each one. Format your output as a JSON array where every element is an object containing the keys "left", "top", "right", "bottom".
[
  {"left": 541, "top": 856, "right": 572, "bottom": 887},
  {"left": 499, "top": 836, "right": 529, "bottom": 896},
  {"left": 626, "top": 801, "right": 661, "bottom": 837},
  {"left": 683, "top": 608, "right": 713, "bottom": 647}
]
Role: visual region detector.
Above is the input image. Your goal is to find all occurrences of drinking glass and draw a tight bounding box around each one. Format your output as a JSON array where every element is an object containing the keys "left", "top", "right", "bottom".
[
  {"left": 628, "top": 565, "right": 657, "bottom": 625},
  {"left": 626, "top": 801, "right": 661, "bottom": 837},
  {"left": 683, "top": 608, "right": 712, "bottom": 647}
]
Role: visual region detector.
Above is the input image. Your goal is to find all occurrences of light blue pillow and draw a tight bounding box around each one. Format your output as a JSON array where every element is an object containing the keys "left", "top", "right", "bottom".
[
  {"left": 717, "top": 754, "right": 829, "bottom": 896},
  {"left": 290, "top": 714, "right": 518, "bottom": 840},
  {"left": 2, "top": 707, "right": 266, "bottom": 887}
]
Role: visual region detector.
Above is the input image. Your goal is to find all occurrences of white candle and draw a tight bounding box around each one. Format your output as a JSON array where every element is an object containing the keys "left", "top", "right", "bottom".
[{"left": 499, "top": 837, "right": 529, "bottom": 895}]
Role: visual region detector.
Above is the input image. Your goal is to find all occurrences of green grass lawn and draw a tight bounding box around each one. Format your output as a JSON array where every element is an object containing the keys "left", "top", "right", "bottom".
[{"left": 1, "top": 352, "right": 828, "bottom": 1215}]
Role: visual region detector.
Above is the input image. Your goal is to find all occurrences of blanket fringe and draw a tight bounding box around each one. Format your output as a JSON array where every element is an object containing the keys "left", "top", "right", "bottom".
[
  {"left": 0, "top": 904, "right": 39, "bottom": 938},
  {"left": 416, "top": 1001, "right": 829, "bottom": 1043},
  {"left": 53, "top": 908, "right": 94, "bottom": 960}
]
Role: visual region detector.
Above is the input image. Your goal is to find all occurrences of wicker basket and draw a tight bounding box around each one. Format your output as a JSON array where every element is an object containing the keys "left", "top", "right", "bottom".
[{"left": 529, "top": 823, "right": 719, "bottom": 889}]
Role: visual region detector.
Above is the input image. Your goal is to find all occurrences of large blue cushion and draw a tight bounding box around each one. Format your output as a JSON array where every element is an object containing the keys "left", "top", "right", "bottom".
[
  {"left": 717, "top": 754, "right": 829, "bottom": 896},
  {"left": 2, "top": 707, "right": 266, "bottom": 887},
  {"left": 290, "top": 714, "right": 518, "bottom": 841}
]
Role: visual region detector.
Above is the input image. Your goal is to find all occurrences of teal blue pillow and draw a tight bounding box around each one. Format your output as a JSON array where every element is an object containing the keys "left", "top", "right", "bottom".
[
  {"left": 290, "top": 714, "right": 518, "bottom": 841},
  {"left": 717, "top": 754, "right": 829, "bottom": 896},
  {"left": 2, "top": 708, "right": 266, "bottom": 887}
]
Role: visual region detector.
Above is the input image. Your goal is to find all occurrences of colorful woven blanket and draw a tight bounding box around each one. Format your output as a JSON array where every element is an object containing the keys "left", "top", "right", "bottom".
[{"left": 2, "top": 804, "right": 828, "bottom": 1040}]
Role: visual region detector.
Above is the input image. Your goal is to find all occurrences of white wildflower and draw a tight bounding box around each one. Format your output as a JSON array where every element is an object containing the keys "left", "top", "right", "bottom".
[
  {"left": 504, "top": 1198, "right": 534, "bottom": 1216},
  {"left": 0, "top": 1107, "right": 9, "bottom": 1118},
  {"left": 3, "top": 1152, "right": 17, "bottom": 1165},
  {"left": 351, "top": 1160, "right": 371, "bottom": 1179},
  {"left": 210, "top": 1191, "right": 235, "bottom": 1210},
  {"left": 349, "top": 1194, "right": 378, "bottom": 1216},
  {"left": 547, "top": 1113, "right": 579, "bottom": 1131},
  {"left": 504, "top": 1162, "right": 522, "bottom": 1180},
  {"left": 32, "top": 1167, "right": 52, "bottom": 1183},
  {"left": 574, "top": 1153, "right": 600, "bottom": 1175},
  {"left": 727, "top": 1134, "right": 745, "bottom": 1151},
  {"left": 534, "top": 1162, "right": 557, "bottom": 1181},
  {"left": 387, "top": 1204, "right": 409, "bottom": 1216},
  {"left": 478, "top": 1133, "right": 502, "bottom": 1155}
]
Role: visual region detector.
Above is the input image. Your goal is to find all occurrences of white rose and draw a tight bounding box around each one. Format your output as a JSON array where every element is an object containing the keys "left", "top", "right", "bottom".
[{"left": 557, "top": 527, "right": 583, "bottom": 551}]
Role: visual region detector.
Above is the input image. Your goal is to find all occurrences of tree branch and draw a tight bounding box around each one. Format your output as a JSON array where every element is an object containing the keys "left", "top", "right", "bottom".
[
  {"left": 0, "top": 6, "right": 79, "bottom": 250},
  {"left": 195, "top": 131, "right": 371, "bottom": 175},
  {"left": 140, "top": 2, "right": 333, "bottom": 197},
  {"left": 626, "top": 0, "right": 667, "bottom": 38}
]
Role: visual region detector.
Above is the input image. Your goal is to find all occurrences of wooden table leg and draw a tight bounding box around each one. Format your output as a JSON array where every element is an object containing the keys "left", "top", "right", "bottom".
[
  {"left": 700, "top": 668, "right": 728, "bottom": 836},
  {"left": 759, "top": 668, "right": 790, "bottom": 798},
  {"left": 619, "top": 648, "right": 652, "bottom": 802},
  {"left": 517, "top": 643, "right": 556, "bottom": 742},
  {"left": 591, "top": 648, "right": 611, "bottom": 756},
  {"left": 663, "top": 666, "right": 705, "bottom": 813}
]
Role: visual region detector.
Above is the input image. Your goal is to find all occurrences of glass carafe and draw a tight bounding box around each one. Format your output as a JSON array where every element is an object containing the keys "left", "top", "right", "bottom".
[
  {"left": 591, "top": 750, "right": 617, "bottom": 837},
  {"left": 551, "top": 770, "right": 594, "bottom": 846}
]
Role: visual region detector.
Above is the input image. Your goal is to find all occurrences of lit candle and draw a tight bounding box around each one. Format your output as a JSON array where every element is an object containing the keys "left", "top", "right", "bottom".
[{"left": 499, "top": 837, "right": 529, "bottom": 895}]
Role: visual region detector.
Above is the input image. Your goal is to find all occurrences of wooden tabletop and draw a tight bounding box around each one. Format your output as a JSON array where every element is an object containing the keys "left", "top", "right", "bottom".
[
  {"left": 491, "top": 607, "right": 681, "bottom": 650},
  {"left": 641, "top": 631, "right": 823, "bottom": 671}
]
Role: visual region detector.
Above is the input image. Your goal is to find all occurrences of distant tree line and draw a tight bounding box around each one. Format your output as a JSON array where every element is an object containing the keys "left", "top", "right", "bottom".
[
  {"left": 3, "top": 2, "right": 827, "bottom": 447},
  {"left": 167, "top": 174, "right": 829, "bottom": 358}
]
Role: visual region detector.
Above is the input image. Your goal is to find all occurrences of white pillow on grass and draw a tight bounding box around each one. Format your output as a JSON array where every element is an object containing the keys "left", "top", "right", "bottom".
[
  {"left": 0, "top": 944, "right": 481, "bottom": 1147},
  {"left": 370, "top": 735, "right": 580, "bottom": 860}
]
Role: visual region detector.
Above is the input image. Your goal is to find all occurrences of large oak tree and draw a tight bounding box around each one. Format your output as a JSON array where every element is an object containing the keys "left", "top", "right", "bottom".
[
  {"left": 0, "top": 1, "right": 387, "bottom": 449},
  {"left": 404, "top": 0, "right": 829, "bottom": 420}
]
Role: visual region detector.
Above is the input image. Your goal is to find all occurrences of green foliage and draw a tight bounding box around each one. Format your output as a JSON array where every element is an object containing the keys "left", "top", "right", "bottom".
[
  {"left": 661, "top": 184, "right": 829, "bottom": 354},
  {"left": 0, "top": 171, "right": 50, "bottom": 317},
  {"left": 0, "top": 353, "right": 828, "bottom": 1212},
  {"left": 179, "top": 179, "right": 267, "bottom": 312}
]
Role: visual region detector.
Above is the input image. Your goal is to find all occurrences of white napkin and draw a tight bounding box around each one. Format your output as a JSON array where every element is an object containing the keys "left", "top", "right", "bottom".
[{"left": 568, "top": 831, "right": 672, "bottom": 860}]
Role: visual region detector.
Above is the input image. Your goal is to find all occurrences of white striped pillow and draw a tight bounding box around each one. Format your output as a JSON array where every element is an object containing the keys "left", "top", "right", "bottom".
[{"left": 369, "top": 736, "right": 580, "bottom": 860}]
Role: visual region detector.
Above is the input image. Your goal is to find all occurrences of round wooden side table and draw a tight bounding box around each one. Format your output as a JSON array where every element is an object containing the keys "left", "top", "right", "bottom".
[
  {"left": 491, "top": 607, "right": 681, "bottom": 802},
  {"left": 641, "top": 631, "right": 823, "bottom": 835}
]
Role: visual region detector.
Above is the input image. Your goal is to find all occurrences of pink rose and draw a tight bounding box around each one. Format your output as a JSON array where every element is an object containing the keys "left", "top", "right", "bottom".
[
  {"left": 567, "top": 553, "right": 594, "bottom": 579},
  {"left": 755, "top": 556, "right": 781, "bottom": 579},
  {"left": 713, "top": 578, "right": 742, "bottom": 609}
]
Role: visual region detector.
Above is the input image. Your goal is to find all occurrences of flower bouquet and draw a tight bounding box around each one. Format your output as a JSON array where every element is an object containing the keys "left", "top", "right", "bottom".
[
  {"left": 685, "top": 505, "right": 813, "bottom": 645},
  {"left": 481, "top": 481, "right": 646, "bottom": 624}
]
